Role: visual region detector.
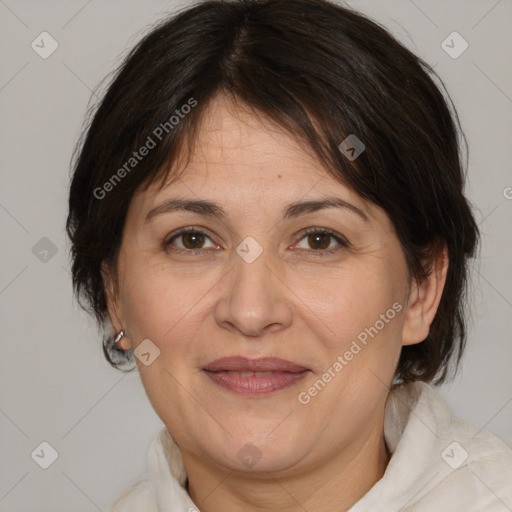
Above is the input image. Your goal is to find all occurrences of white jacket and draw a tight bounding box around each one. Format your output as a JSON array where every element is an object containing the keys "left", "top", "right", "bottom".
[{"left": 107, "top": 382, "right": 512, "bottom": 511}]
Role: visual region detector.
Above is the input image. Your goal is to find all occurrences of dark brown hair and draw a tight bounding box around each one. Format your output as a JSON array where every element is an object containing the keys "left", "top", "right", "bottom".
[{"left": 66, "top": 0, "right": 479, "bottom": 383}]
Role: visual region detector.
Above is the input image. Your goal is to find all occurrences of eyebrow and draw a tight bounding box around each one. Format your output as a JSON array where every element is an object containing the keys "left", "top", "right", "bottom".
[{"left": 144, "top": 196, "right": 371, "bottom": 224}]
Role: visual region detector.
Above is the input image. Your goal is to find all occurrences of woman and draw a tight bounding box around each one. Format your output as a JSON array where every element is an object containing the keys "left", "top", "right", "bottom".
[{"left": 66, "top": 0, "right": 512, "bottom": 510}]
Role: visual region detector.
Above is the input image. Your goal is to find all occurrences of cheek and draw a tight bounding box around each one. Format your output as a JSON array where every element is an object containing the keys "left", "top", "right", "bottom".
[
  {"left": 295, "top": 260, "right": 407, "bottom": 395},
  {"left": 119, "top": 258, "right": 211, "bottom": 339},
  {"left": 118, "top": 264, "right": 211, "bottom": 429},
  {"left": 295, "top": 261, "right": 402, "bottom": 337}
]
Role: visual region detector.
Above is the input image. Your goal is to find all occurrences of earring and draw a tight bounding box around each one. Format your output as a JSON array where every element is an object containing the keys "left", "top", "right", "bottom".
[{"left": 113, "top": 330, "right": 125, "bottom": 350}]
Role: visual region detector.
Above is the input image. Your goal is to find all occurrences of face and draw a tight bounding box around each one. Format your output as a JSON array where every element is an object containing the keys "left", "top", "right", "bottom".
[{"left": 104, "top": 95, "right": 440, "bottom": 477}]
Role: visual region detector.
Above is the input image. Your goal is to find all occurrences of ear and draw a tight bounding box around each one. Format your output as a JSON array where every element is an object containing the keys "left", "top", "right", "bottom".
[
  {"left": 401, "top": 242, "right": 449, "bottom": 346},
  {"left": 101, "top": 261, "right": 130, "bottom": 351}
]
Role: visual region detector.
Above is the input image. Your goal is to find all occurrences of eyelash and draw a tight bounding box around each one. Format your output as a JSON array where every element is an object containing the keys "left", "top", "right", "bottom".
[{"left": 163, "top": 226, "right": 350, "bottom": 258}]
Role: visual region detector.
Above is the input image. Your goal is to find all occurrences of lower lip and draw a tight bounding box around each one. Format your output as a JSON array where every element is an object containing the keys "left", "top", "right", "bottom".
[{"left": 203, "top": 370, "right": 310, "bottom": 396}]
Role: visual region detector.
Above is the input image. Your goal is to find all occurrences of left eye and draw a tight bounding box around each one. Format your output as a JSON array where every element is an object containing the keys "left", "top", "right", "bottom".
[{"left": 294, "top": 228, "right": 348, "bottom": 253}]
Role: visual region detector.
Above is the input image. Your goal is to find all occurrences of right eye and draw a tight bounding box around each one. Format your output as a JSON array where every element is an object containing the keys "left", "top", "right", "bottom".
[{"left": 163, "top": 227, "right": 219, "bottom": 253}]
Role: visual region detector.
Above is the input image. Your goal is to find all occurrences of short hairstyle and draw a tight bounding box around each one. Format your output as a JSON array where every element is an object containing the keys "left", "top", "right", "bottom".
[{"left": 66, "top": 0, "right": 480, "bottom": 384}]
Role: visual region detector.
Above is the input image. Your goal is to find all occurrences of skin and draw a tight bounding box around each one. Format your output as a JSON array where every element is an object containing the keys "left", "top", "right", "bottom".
[{"left": 103, "top": 95, "right": 448, "bottom": 512}]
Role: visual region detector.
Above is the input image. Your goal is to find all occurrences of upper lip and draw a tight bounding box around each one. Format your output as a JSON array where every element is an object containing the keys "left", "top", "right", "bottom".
[{"left": 203, "top": 356, "right": 309, "bottom": 373}]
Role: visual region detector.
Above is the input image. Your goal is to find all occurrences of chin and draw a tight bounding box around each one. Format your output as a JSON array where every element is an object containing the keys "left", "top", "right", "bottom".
[{"left": 206, "top": 425, "right": 308, "bottom": 474}]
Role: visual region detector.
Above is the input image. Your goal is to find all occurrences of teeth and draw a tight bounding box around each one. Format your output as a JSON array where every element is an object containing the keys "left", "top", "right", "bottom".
[{"left": 227, "top": 371, "right": 276, "bottom": 377}]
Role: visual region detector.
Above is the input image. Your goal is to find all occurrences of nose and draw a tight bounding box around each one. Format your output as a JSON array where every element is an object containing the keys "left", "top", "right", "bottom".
[{"left": 214, "top": 242, "right": 293, "bottom": 338}]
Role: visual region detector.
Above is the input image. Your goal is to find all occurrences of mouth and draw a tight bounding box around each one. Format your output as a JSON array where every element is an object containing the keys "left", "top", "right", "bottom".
[{"left": 202, "top": 356, "right": 311, "bottom": 396}]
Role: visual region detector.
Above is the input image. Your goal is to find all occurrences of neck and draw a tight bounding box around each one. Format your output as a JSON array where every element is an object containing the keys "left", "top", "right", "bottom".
[{"left": 183, "top": 420, "right": 389, "bottom": 512}]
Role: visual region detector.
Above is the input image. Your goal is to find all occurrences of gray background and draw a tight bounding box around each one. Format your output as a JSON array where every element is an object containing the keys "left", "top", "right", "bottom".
[{"left": 0, "top": 0, "right": 511, "bottom": 510}]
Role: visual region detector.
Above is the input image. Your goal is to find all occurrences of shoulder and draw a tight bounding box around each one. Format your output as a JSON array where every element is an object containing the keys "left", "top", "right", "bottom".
[
  {"left": 105, "top": 425, "right": 193, "bottom": 511},
  {"left": 406, "top": 382, "right": 512, "bottom": 510},
  {"left": 104, "top": 428, "right": 165, "bottom": 512},
  {"left": 442, "top": 415, "right": 512, "bottom": 503},
  {"left": 105, "top": 476, "right": 156, "bottom": 512}
]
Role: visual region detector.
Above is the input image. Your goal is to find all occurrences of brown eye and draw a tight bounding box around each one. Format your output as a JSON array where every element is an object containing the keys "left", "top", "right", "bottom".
[
  {"left": 295, "top": 228, "right": 349, "bottom": 256},
  {"left": 164, "top": 228, "right": 216, "bottom": 252},
  {"left": 181, "top": 231, "right": 206, "bottom": 249},
  {"left": 306, "top": 232, "right": 332, "bottom": 250}
]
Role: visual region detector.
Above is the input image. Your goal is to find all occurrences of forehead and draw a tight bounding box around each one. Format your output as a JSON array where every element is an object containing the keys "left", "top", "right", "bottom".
[
  {"left": 185, "top": 95, "right": 326, "bottom": 182},
  {"left": 131, "top": 95, "right": 376, "bottom": 224}
]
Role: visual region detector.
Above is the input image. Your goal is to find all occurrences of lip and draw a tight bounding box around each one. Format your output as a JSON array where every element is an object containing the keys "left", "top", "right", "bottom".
[
  {"left": 204, "top": 356, "right": 309, "bottom": 373},
  {"left": 203, "top": 357, "right": 310, "bottom": 396}
]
